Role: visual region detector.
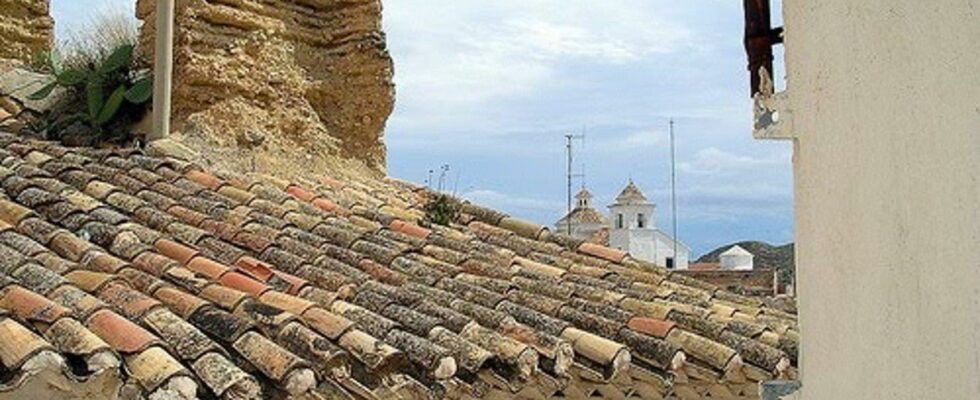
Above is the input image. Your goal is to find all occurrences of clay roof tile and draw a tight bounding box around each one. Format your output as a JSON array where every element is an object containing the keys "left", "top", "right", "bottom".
[
  {"left": 85, "top": 309, "right": 158, "bottom": 353},
  {"left": 0, "top": 286, "right": 71, "bottom": 325}
]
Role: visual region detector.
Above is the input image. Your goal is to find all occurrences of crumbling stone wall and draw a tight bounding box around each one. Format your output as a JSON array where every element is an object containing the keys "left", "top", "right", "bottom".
[
  {"left": 0, "top": 0, "right": 53, "bottom": 63},
  {"left": 136, "top": 0, "right": 395, "bottom": 173}
]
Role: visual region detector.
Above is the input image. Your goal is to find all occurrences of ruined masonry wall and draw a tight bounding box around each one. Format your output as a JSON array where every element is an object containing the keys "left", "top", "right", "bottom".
[
  {"left": 0, "top": 0, "right": 53, "bottom": 63},
  {"left": 136, "top": 0, "right": 395, "bottom": 173}
]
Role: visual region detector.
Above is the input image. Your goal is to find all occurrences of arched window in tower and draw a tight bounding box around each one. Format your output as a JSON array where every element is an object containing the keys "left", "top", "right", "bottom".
[
  {"left": 616, "top": 213, "right": 624, "bottom": 229},
  {"left": 637, "top": 213, "right": 646, "bottom": 228}
]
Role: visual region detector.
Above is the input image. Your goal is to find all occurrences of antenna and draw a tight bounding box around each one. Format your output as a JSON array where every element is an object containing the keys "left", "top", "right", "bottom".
[
  {"left": 452, "top": 168, "right": 462, "bottom": 197},
  {"left": 565, "top": 133, "right": 586, "bottom": 235},
  {"left": 437, "top": 164, "right": 450, "bottom": 192},
  {"left": 669, "top": 119, "right": 678, "bottom": 269}
]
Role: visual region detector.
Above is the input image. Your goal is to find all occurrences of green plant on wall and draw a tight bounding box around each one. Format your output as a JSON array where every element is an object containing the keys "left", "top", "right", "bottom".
[
  {"left": 29, "top": 44, "right": 151, "bottom": 144},
  {"left": 424, "top": 194, "right": 460, "bottom": 226}
]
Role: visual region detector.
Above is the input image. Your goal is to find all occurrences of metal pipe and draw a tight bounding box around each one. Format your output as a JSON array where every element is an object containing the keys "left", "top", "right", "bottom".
[
  {"left": 670, "top": 119, "right": 678, "bottom": 269},
  {"left": 150, "top": 0, "right": 175, "bottom": 141}
]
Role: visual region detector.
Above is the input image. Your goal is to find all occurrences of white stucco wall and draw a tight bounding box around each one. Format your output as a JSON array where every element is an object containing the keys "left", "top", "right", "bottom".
[
  {"left": 773, "top": 1, "right": 980, "bottom": 399},
  {"left": 720, "top": 253, "right": 753, "bottom": 270},
  {"left": 608, "top": 203, "right": 656, "bottom": 230},
  {"left": 610, "top": 229, "right": 689, "bottom": 269}
]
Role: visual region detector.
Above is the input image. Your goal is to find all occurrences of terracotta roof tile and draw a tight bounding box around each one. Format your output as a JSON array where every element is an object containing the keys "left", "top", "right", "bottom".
[
  {"left": 126, "top": 346, "right": 195, "bottom": 394},
  {"left": 627, "top": 317, "right": 677, "bottom": 339},
  {"left": 142, "top": 307, "right": 222, "bottom": 361},
  {"left": 232, "top": 330, "right": 308, "bottom": 384},
  {"left": 0, "top": 317, "right": 53, "bottom": 369},
  {"left": 85, "top": 309, "right": 158, "bottom": 353},
  {"left": 45, "top": 317, "right": 114, "bottom": 359},
  {"left": 219, "top": 272, "right": 270, "bottom": 297},
  {"left": 64, "top": 270, "right": 119, "bottom": 293},
  {"left": 286, "top": 185, "right": 317, "bottom": 202},
  {"left": 234, "top": 256, "right": 274, "bottom": 282},
  {"left": 191, "top": 352, "right": 261, "bottom": 399},
  {"left": 97, "top": 282, "right": 162, "bottom": 319},
  {"left": 48, "top": 285, "right": 105, "bottom": 319},
  {"left": 132, "top": 252, "right": 179, "bottom": 276},
  {"left": 199, "top": 284, "right": 250, "bottom": 311},
  {"left": 12, "top": 263, "right": 67, "bottom": 296},
  {"left": 389, "top": 219, "right": 431, "bottom": 240},
  {"left": 0, "top": 285, "right": 70, "bottom": 325},
  {"left": 187, "top": 256, "right": 231, "bottom": 280},
  {"left": 186, "top": 170, "right": 224, "bottom": 190}
]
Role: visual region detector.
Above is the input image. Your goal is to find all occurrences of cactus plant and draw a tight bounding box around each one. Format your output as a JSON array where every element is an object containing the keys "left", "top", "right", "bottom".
[{"left": 29, "top": 43, "right": 151, "bottom": 144}]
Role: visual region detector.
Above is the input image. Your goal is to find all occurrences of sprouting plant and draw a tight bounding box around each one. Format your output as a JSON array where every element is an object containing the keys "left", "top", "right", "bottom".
[
  {"left": 28, "top": 44, "right": 151, "bottom": 143},
  {"left": 424, "top": 194, "right": 459, "bottom": 226}
]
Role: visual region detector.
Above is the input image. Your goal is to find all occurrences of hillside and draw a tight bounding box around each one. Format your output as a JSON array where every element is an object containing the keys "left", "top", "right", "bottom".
[{"left": 697, "top": 241, "right": 796, "bottom": 284}]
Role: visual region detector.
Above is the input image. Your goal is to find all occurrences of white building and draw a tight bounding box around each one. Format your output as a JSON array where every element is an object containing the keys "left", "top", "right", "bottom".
[
  {"left": 719, "top": 245, "right": 754, "bottom": 270},
  {"left": 554, "top": 188, "right": 608, "bottom": 242},
  {"left": 607, "top": 181, "right": 690, "bottom": 269}
]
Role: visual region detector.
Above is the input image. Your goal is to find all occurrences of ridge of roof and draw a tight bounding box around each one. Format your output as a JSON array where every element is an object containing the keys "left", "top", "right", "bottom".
[
  {"left": 722, "top": 245, "right": 754, "bottom": 257},
  {"left": 0, "top": 131, "right": 797, "bottom": 400},
  {"left": 556, "top": 206, "right": 609, "bottom": 225},
  {"left": 613, "top": 181, "right": 650, "bottom": 205}
]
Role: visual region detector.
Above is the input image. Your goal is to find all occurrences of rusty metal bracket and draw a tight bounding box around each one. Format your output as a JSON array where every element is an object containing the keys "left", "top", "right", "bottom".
[{"left": 744, "top": 0, "right": 784, "bottom": 97}]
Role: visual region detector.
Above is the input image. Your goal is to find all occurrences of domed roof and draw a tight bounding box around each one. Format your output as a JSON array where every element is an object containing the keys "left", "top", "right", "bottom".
[
  {"left": 613, "top": 180, "right": 650, "bottom": 205},
  {"left": 575, "top": 188, "right": 594, "bottom": 201}
]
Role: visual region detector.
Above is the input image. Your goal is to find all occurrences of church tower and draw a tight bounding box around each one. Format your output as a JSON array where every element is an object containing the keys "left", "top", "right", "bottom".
[{"left": 607, "top": 180, "right": 687, "bottom": 269}]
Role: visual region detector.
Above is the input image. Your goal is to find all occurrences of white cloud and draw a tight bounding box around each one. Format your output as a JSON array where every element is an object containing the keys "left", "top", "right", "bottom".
[
  {"left": 678, "top": 147, "right": 791, "bottom": 175},
  {"left": 607, "top": 130, "right": 665, "bottom": 151},
  {"left": 384, "top": 1, "right": 693, "bottom": 130},
  {"left": 462, "top": 189, "right": 564, "bottom": 214}
]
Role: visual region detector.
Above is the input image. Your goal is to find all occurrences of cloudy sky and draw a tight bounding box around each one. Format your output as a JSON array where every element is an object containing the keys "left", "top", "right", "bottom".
[{"left": 54, "top": 1, "right": 793, "bottom": 257}]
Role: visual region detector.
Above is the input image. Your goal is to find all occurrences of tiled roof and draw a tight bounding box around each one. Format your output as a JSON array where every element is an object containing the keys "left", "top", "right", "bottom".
[
  {"left": 689, "top": 263, "right": 723, "bottom": 271},
  {"left": 556, "top": 207, "right": 609, "bottom": 225},
  {"left": 0, "top": 132, "right": 798, "bottom": 400},
  {"left": 614, "top": 181, "right": 650, "bottom": 205}
]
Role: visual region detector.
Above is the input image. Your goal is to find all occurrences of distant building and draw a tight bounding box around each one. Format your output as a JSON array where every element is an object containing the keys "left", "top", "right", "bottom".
[
  {"left": 607, "top": 181, "right": 690, "bottom": 269},
  {"left": 720, "top": 245, "right": 754, "bottom": 270},
  {"left": 555, "top": 182, "right": 689, "bottom": 269},
  {"left": 554, "top": 188, "right": 608, "bottom": 243}
]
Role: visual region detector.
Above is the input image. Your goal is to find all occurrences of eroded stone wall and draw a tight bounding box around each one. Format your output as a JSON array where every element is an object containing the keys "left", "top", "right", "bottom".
[
  {"left": 0, "top": 0, "right": 53, "bottom": 63},
  {"left": 136, "top": 0, "right": 395, "bottom": 174}
]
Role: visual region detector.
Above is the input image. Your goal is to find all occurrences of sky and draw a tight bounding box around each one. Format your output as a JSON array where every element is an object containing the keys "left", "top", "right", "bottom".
[{"left": 52, "top": 1, "right": 793, "bottom": 257}]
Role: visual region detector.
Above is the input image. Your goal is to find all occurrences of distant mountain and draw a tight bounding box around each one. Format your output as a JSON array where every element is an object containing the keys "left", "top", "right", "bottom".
[{"left": 697, "top": 241, "right": 796, "bottom": 284}]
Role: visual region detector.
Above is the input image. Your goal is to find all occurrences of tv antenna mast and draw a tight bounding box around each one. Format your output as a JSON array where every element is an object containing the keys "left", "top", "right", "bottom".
[
  {"left": 669, "top": 119, "right": 679, "bottom": 269},
  {"left": 437, "top": 164, "right": 450, "bottom": 192},
  {"left": 565, "top": 131, "right": 586, "bottom": 235}
]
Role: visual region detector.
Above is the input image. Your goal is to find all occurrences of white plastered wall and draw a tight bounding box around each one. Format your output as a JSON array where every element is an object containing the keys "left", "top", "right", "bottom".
[{"left": 776, "top": 1, "right": 980, "bottom": 399}]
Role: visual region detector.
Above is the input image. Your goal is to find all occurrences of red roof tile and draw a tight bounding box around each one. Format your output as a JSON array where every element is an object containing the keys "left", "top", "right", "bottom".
[
  {"left": 389, "top": 219, "right": 431, "bottom": 240},
  {"left": 235, "top": 256, "right": 275, "bottom": 282},
  {"left": 286, "top": 185, "right": 317, "bottom": 202},
  {"left": 85, "top": 309, "right": 157, "bottom": 353},
  {"left": 219, "top": 272, "right": 271, "bottom": 297},
  {"left": 186, "top": 170, "right": 224, "bottom": 190},
  {"left": 154, "top": 239, "right": 198, "bottom": 265},
  {"left": 577, "top": 242, "right": 628, "bottom": 263},
  {"left": 627, "top": 317, "right": 676, "bottom": 339},
  {"left": 0, "top": 286, "right": 70, "bottom": 324},
  {"left": 187, "top": 256, "right": 231, "bottom": 280}
]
